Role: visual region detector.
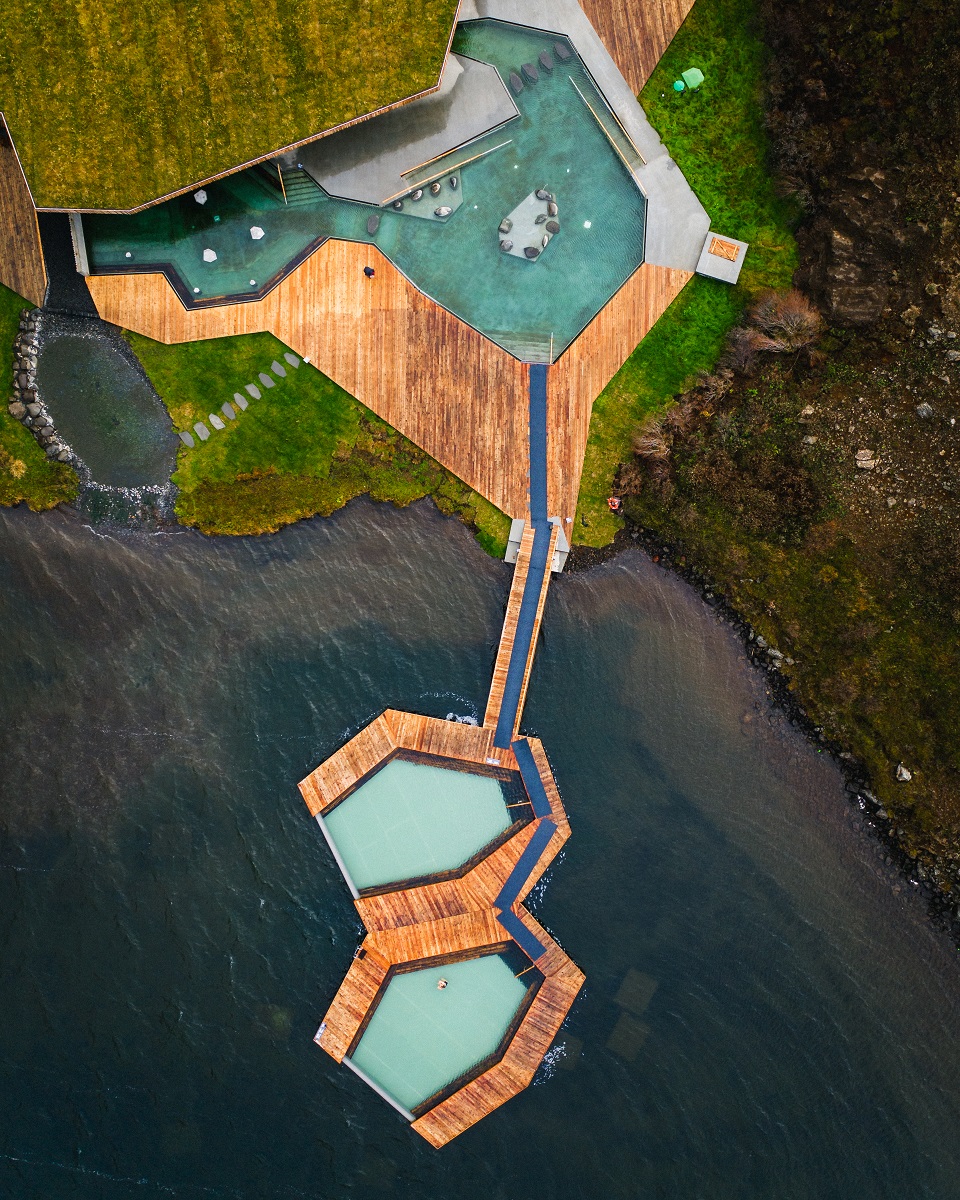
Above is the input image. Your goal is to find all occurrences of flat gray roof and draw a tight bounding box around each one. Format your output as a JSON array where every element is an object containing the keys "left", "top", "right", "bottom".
[{"left": 298, "top": 54, "right": 518, "bottom": 205}]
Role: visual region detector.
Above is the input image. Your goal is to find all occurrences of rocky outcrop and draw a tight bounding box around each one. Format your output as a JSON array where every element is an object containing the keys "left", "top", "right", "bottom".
[{"left": 7, "top": 310, "right": 76, "bottom": 465}]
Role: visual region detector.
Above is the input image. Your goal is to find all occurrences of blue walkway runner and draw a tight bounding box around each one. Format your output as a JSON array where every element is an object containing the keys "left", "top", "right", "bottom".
[
  {"left": 493, "top": 364, "right": 551, "bottom": 749},
  {"left": 493, "top": 817, "right": 557, "bottom": 960}
]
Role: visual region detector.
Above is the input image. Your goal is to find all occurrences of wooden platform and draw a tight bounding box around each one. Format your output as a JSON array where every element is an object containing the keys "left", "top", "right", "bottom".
[
  {"left": 86, "top": 245, "right": 690, "bottom": 523},
  {"left": 0, "top": 115, "right": 46, "bottom": 308},
  {"left": 483, "top": 523, "right": 559, "bottom": 736},
  {"left": 300, "top": 708, "right": 580, "bottom": 1145},
  {"left": 578, "top": 0, "right": 697, "bottom": 94}
]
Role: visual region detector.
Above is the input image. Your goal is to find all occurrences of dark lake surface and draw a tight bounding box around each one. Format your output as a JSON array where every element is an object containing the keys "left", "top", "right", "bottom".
[{"left": 1, "top": 498, "right": 959, "bottom": 1199}]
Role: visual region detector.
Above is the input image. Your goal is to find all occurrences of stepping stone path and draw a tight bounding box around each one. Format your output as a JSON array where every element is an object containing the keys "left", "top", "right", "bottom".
[{"left": 180, "top": 350, "right": 308, "bottom": 449}]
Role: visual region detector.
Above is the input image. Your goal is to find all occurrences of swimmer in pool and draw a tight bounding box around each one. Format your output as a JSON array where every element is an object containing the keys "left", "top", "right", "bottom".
[{"left": 438, "top": 978, "right": 448, "bottom": 989}]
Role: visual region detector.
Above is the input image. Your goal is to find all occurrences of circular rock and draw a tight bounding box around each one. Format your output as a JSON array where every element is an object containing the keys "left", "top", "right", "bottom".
[
  {"left": 524, "top": 246, "right": 541, "bottom": 259},
  {"left": 546, "top": 219, "right": 560, "bottom": 234}
]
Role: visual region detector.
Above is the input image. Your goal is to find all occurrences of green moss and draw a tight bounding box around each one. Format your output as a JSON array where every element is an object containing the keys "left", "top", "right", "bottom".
[
  {"left": 0, "top": 0, "right": 458, "bottom": 209},
  {"left": 574, "top": 0, "right": 799, "bottom": 546},
  {"left": 0, "top": 285, "right": 78, "bottom": 512},
  {"left": 126, "top": 329, "right": 510, "bottom": 554}
]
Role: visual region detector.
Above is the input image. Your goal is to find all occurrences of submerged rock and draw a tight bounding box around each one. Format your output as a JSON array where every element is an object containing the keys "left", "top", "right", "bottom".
[
  {"left": 522, "top": 62, "right": 539, "bottom": 82},
  {"left": 509, "top": 70, "right": 524, "bottom": 94},
  {"left": 430, "top": 180, "right": 442, "bottom": 195},
  {"left": 411, "top": 189, "right": 423, "bottom": 201},
  {"left": 366, "top": 214, "right": 380, "bottom": 234},
  {"left": 524, "top": 246, "right": 541, "bottom": 259},
  {"left": 555, "top": 41, "right": 571, "bottom": 60},
  {"left": 449, "top": 176, "right": 458, "bottom": 189},
  {"left": 539, "top": 50, "right": 553, "bottom": 71}
]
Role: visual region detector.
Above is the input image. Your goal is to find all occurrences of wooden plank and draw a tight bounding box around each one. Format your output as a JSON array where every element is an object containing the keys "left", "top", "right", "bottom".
[
  {"left": 547, "top": 262, "right": 692, "bottom": 519},
  {"left": 578, "top": 0, "right": 697, "bottom": 94},
  {"left": 0, "top": 116, "right": 46, "bottom": 308},
  {"left": 317, "top": 950, "right": 389, "bottom": 1063},
  {"left": 509, "top": 524, "right": 560, "bottom": 740},
  {"left": 87, "top": 253, "right": 690, "bottom": 527},
  {"left": 483, "top": 525, "right": 536, "bottom": 729},
  {"left": 298, "top": 712, "right": 396, "bottom": 816}
]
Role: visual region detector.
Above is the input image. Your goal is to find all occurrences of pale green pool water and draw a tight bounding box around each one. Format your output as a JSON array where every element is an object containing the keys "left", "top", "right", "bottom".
[
  {"left": 349, "top": 955, "right": 530, "bottom": 1112},
  {"left": 322, "top": 758, "right": 513, "bottom": 890},
  {"left": 83, "top": 21, "right": 646, "bottom": 361}
]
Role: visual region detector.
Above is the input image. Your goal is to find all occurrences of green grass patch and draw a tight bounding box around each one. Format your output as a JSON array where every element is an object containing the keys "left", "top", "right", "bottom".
[
  {"left": 574, "top": 0, "right": 799, "bottom": 546},
  {"left": 126, "top": 329, "right": 510, "bottom": 555},
  {"left": 1, "top": 0, "right": 458, "bottom": 209},
  {"left": 0, "top": 284, "right": 78, "bottom": 512}
]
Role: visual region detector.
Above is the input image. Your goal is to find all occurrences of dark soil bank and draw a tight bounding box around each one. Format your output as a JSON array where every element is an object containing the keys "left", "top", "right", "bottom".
[{"left": 617, "top": 0, "right": 960, "bottom": 924}]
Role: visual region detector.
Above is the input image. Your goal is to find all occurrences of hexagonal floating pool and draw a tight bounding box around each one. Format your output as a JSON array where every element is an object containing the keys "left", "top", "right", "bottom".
[
  {"left": 346, "top": 948, "right": 539, "bottom": 1116},
  {"left": 319, "top": 751, "right": 531, "bottom": 893}
]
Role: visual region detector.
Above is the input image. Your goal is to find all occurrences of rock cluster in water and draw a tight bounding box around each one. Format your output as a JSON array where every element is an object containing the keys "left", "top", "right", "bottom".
[{"left": 7, "top": 309, "right": 76, "bottom": 465}]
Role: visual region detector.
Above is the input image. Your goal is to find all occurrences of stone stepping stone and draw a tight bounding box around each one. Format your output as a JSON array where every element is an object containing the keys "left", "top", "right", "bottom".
[
  {"left": 539, "top": 50, "right": 553, "bottom": 71},
  {"left": 221, "top": 402, "right": 236, "bottom": 420},
  {"left": 271, "top": 360, "right": 287, "bottom": 378},
  {"left": 555, "top": 41, "right": 571, "bottom": 60},
  {"left": 179, "top": 430, "right": 195, "bottom": 447},
  {"left": 284, "top": 352, "right": 300, "bottom": 368},
  {"left": 209, "top": 413, "right": 225, "bottom": 430},
  {"left": 193, "top": 421, "right": 210, "bottom": 441},
  {"left": 522, "top": 62, "right": 539, "bottom": 83},
  {"left": 245, "top": 383, "right": 261, "bottom": 398},
  {"left": 258, "top": 372, "right": 275, "bottom": 388},
  {"left": 509, "top": 70, "right": 523, "bottom": 95},
  {"left": 234, "top": 392, "right": 249, "bottom": 410}
]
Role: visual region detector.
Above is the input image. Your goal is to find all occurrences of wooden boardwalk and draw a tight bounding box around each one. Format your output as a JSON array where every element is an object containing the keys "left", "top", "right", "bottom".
[
  {"left": 87, "top": 246, "right": 690, "bottom": 523},
  {"left": 0, "top": 115, "right": 46, "bottom": 308},
  {"left": 483, "top": 523, "right": 559, "bottom": 737}
]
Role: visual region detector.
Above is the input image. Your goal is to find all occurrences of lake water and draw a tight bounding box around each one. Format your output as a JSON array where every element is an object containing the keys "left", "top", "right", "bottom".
[{"left": 1, "top": 498, "right": 959, "bottom": 1199}]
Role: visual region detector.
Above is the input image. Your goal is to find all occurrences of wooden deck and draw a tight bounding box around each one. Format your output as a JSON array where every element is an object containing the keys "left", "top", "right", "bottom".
[
  {"left": 317, "top": 906, "right": 584, "bottom": 1147},
  {"left": 578, "top": 0, "right": 697, "bottom": 94},
  {"left": 87, "top": 245, "right": 690, "bottom": 523},
  {"left": 301, "top": 706, "right": 579, "bottom": 1145},
  {"left": 0, "top": 115, "right": 46, "bottom": 308},
  {"left": 482, "top": 523, "right": 560, "bottom": 736}
]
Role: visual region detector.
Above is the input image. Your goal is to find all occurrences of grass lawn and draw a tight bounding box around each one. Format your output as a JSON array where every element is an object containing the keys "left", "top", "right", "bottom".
[
  {"left": 573, "top": 0, "right": 799, "bottom": 546},
  {"left": 127, "top": 330, "right": 511, "bottom": 555},
  {"left": 0, "top": 0, "right": 458, "bottom": 209},
  {"left": 0, "top": 285, "right": 78, "bottom": 512}
]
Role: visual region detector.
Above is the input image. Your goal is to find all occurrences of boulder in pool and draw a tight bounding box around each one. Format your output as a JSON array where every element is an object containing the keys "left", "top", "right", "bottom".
[
  {"left": 522, "top": 62, "right": 539, "bottom": 82},
  {"left": 449, "top": 176, "right": 458, "bottom": 189},
  {"left": 546, "top": 219, "right": 560, "bottom": 234},
  {"left": 392, "top": 199, "right": 403, "bottom": 210},
  {"left": 509, "top": 70, "right": 524, "bottom": 94},
  {"left": 430, "top": 180, "right": 442, "bottom": 195},
  {"left": 411, "top": 188, "right": 423, "bottom": 201},
  {"left": 535, "top": 188, "right": 553, "bottom": 201},
  {"left": 367, "top": 214, "right": 380, "bottom": 234},
  {"left": 499, "top": 218, "right": 513, "bottom": 234},
  {"left": 535, "top": 213, "right": 547, "bottom": 225},
  {"left": 548, "top": 201, "right": 559, "bottom": 216},
  {"left": 500, "top": 239, "right": 514, "bottom": 252},
  {"left": 524, "top": 245, "right": 541, "bottom": 259},
  {"left": 539, "top": 50, "right": 553, "bottom": 71},
  {"left": 555, "top": 41, "right": 571, "bottom": 60},
  {"left": 434, "top": 206, "right": 452, "bottom": 217}
]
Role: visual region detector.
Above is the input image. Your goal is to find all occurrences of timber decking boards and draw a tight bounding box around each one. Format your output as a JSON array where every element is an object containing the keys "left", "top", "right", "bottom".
[
  {"left": 319, "top": 905, "right": 584, "bottom": 1148},
  {"left": 578, "top": 0, "right": 697, "bottom": 94},
  {"left": 0, "top": 117, "right": 46, "bottom": 308},
  {"left": 86, "top": 246, "right": 691, "bottom": 524}
]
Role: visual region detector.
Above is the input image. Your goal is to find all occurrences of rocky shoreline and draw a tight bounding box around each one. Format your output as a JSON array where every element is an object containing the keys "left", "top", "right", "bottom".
[
  {"left": 7, "top": 308, "right": 78, "bottom": 469},
  {"left": 567, "top": 524, "right": 960, "bottom": 951}
]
